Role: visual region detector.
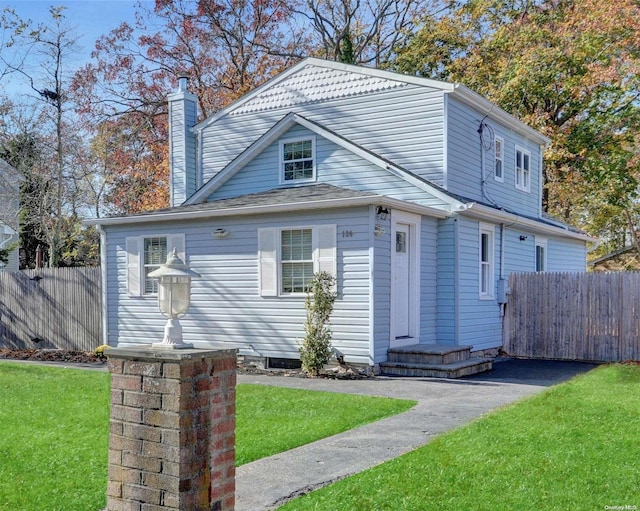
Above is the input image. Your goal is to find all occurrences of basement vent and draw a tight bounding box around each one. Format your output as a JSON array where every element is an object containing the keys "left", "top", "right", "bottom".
[{"left": 266, "top": 357, "right": 302, "bottom": 370}]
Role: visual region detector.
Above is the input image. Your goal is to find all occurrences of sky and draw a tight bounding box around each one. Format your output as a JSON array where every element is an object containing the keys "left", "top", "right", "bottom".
[{"left": 2, "top": 0, "right": 154, "bottom": 97}]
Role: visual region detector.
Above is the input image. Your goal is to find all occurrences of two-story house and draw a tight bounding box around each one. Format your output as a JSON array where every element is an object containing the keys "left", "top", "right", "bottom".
[
  {"left": 89, "top": 58, "right": 592, "bottom": 375},
  {"left": 0, "top": 158, "right": 20, "bottom": 273}
]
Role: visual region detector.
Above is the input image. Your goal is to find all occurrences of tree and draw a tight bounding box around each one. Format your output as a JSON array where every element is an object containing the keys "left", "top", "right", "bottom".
[
  {"left": 298, "top": 0, "right": 428, "bottom": 66},
  {"left": 0, "top": 6, "right": 98, "bottom": 267},
  {"left": 394, "top": 0, "right": 640, "bottom": 255}
]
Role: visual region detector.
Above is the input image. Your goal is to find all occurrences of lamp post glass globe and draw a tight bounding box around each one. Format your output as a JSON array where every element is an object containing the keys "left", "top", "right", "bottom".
[{"left": 147, "top": 248, "right": 200, "bottom": 349}]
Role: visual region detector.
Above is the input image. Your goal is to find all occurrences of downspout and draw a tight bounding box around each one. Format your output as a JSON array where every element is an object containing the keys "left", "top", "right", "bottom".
[{"left": 98, "top": 225, "right": 109, "bottom": 346}]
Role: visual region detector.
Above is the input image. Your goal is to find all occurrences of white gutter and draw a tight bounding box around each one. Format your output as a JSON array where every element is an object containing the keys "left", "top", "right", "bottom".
[
  {"left": 460, "top": 202, "right": 596, "bottom": 242},
  {"left": 85, "top": 195, "right": 450, "bottom": 227}
]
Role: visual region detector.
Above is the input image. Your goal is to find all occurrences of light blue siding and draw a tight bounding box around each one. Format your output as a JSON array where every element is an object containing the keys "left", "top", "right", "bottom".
[
  {"left": 436, "top": 218, "right": 456, "bottom": 344},
  {"left": 419, "top": 217, "right": 438, "bottom": 342},
  {"left": 210, "top": 125, "right": 449, "bottom": 208},
  {"left": 104, "top": 207, "right": 376, "bottom": 365},
  {"left": 446, "top": 97, "right": 542, "bottom": 218},
  {"left": 200, "top": 85, "right": 447, "bottom": 187},
  {"left": 372, "top": 211, "right": 391, "bottom": 363},
  {"left": 168, "top": 92, "right": 198, "bottom": 206},
  {"left": 454, "top": 217, "right": 503, "bottom": 350}
]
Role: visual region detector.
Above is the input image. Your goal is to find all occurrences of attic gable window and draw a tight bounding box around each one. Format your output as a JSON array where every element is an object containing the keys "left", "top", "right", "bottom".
[{"left": 280, "top": 137, "right": 316, "bottom": 183}]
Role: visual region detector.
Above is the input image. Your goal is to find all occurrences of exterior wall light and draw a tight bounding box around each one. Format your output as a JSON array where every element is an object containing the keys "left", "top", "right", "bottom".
[
  {"left": 376, "top": 206, "right": 390, "bottom": 220},
  {"left": 374, "top": 225, "right": 386, "bottom": 236},
  {"left": 147, "top": 248, "right": 201, "bottom": 349},
  {"left": 213, "top": 228, "right": 229, "bottom": 239}
]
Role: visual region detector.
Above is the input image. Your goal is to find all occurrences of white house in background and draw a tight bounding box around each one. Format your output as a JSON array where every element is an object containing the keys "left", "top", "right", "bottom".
[
  {"left": 88, "top": 58, "right": 593, "bottom": 375},
  {"left": 0, "top": 158, "right": 20, "bottom": 273}
]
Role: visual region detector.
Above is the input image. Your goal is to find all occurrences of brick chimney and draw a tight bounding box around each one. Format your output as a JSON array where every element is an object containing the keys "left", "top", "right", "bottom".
[{"left": 168, "top": 76, "right": 198, "bottom": 206}]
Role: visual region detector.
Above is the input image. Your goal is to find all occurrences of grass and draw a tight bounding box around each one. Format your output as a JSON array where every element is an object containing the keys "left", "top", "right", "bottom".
[
  {"left": 0, "top": 363, "right": 415, "bottom": 511},
  {"left": 278, "top": 363, "right": 640, "bottom": 511}
]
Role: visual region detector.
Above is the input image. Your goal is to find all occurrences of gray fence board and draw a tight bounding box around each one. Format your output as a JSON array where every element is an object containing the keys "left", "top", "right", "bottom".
[
  {"left": 0, "top": 267, "right": 101, "bottom": 351},
  {"left": 505, "top": 272, "right": 640, "bottom": 362}
]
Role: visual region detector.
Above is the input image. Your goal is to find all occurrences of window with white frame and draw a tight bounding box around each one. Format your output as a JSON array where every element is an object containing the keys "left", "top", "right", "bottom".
[
  {"left": 125, "top": 234, "right": 184, "bottom": 297},
  {"left": 281, "top": 228, "right": 314, "bottom": 293},
  {"left": 143, "top": 237, "right": 167, "bottom": 294},
  {"left": 494, "top": 137, "right": 504, "bottom": 181},
  {"left": 280, "top": 137, "right": 315, "bottom": 183},
  {"left": 479, "top": 223, "right": 495, "bottom": 298},
  {"left": 515, "top": 147, "right": 531, "bottom": 192},
  {"left": 535, "top": 237, "right": 547, "bottom": 272},
  {"left": 258, "top": 224, "right": 336, "bottom": 296}
]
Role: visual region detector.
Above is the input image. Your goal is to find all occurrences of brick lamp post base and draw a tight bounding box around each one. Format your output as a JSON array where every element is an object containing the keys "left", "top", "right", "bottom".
[{"left": 105, "top": 347, "right": 237, "bottom": 511}]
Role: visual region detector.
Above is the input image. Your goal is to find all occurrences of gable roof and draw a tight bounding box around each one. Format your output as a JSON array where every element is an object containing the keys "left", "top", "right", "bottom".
[
  {"left": 193, "top": 58, "right": 550, "bottom": 146},
  {"left": 87, "top": 183, "right": 450, "bottom": 226},
  {"left": 185, "top": 112, "right": 465, "bottom": 209}
]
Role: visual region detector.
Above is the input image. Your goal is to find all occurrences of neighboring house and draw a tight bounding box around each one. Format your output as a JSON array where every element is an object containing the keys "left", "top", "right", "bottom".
[
  {"left": 0, "top": 158, "right": 20, "bottom": 273},
  {"left": 589, "top": 246, "right": 640, "bottom": 272},
  {"left": 89, "top": 58, "right": 593, "bottom": 372}
]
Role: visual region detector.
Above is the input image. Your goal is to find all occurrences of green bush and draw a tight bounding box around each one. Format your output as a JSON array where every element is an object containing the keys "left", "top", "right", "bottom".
[{"left": 299, "top": 271, "right": 337, "bottom": 376}]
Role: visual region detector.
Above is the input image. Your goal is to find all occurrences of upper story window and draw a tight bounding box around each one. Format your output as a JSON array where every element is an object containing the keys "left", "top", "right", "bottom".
[
  {"left": 280, "top": 137, "right": 316, "bottom": 184},
  {"left": 535, "top": 237, "right": 547, "bottom": 272},
  {"left": 494, "top": 137, "right": 504, "bottom": 182},
  {"left": 515, "top": 147, "right": 531, "bottom": 192},
  {"left": 479, "top": 223, "right": 495, "bottom": 299},
  {"left": 143, "top": 237, "right": 167, "bottom": 294}
]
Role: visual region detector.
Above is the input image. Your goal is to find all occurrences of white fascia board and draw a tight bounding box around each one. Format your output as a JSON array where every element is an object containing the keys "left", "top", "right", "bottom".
[
  {"left": 192, "top": 58, "right": 456, "bottom": 133},
  {"left": 449, "top": 85, "right": 551, "bottom": 148},
  {"left": 85, "top": 195, "right": 449, "bottom": 228},
  {"left": 459, "top": 202, "right": 596, "bottom": 242}
]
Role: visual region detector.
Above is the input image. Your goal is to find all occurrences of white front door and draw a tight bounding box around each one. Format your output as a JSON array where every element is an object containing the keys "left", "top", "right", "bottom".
[{"left": 390, "top": 212, "right": 420, "bottom": 348}]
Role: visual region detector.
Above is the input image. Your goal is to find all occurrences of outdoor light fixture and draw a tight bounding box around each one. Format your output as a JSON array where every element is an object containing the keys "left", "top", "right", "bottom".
[
  {"left": 374, "top": 225, "right": 386, "bottom": 236},
  {"left": 148, "top": 248, "right": 201, "bottom": 349},
  {"left": 213, "top": 228, "right": 229, "bottom": 239},
  {"left": 376, "top": 206, "right": 390, "bottom": 220}
]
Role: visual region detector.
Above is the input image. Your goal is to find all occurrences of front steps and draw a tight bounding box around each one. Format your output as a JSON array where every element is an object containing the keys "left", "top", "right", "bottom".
[{"left": 380, "top": 344, "right": 492, "bottom": 379}]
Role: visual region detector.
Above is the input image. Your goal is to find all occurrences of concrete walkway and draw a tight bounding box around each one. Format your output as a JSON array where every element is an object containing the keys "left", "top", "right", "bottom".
[{"left": 235, "top": 359, "right": 598, "bottom": 510}]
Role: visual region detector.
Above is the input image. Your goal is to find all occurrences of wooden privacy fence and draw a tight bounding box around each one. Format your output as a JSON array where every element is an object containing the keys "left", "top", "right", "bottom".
[
  {"left": 505, "top": 272, "right": 640, "bottom": 362},
  {"left": 0, "top": 266, "right": 101, "bottom": 351}
]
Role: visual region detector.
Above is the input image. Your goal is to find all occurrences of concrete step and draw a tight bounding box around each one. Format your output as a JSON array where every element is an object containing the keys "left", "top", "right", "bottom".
[
  {"left": 379, "top": 357, "right": 493, "bottom": 379},
  {"left": 387, "top": 344, "right": 471, "bottom": 365}
]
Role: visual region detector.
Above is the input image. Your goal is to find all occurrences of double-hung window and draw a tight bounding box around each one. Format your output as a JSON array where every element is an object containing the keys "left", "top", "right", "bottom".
[
  {"left": 280, "top": 137, "right": 315, "bottom": 184},
  {"left": 494, "top": 137, "right": 504, "bottom": 181},
  {"left": 143, "top": 237, "right": 167, "bottom": 294},
  {"left": 515, "top": 147, "right": 531, "bottom": 192},
  {"left": 258, "top": 224, "right": 336, "bottom": 296},
  {"left": 125, "top": 234, "right": 184, "bottom": 297},
  {"left": 280, "top": 228, "right": 314, "bottom": 293},
  {"left": 479, "top": 223, "right": 495, "bottom": 299}
]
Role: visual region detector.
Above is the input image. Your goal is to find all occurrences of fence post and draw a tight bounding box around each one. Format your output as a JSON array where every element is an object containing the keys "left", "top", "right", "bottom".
[{"left": 105, "top": 347, "right": 237, "bottom": 511}]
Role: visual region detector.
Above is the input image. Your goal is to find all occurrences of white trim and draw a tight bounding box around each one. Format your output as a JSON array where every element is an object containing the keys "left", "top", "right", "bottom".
[
  {"left": 479, "top": 222, "right": 495, "bottom": 300},
  {"left": 443, "top": 94, "right": 449, "bottom": 190},
  {"left": 494, "top": 136, "right": 504, "bottom": 182},
  {"left": 279, "top": 136, "right": 316, "bottom": 185},
  {"left": 98, "top": 226, "right": 109, "bottom": 345},
  {"left": 535, "top": 237, "right": 548, "bottom": 272},
  {"left": 390, "top": 210, "right": 421, "bottom": 345},
  {"left": 515, "top": 146, "right": 531, "bottom": 193}
]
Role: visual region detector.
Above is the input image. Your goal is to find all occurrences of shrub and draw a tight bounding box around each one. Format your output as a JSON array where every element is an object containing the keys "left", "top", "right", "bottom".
[{"left": 299, "top": 271, "right": 337, "bottom": 376}]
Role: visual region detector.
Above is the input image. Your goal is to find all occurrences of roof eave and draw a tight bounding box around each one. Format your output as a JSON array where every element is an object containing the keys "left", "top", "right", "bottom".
[
  {"left": 85, "top": 195, "right": 450, "bottom": 227},
  {"left": 460, "top": 203, "right": 596, "bottom": 242}
]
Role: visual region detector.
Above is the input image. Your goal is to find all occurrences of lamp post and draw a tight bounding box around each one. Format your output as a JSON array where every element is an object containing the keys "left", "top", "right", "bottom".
[{"left": 147, "top": 247, "right": 201, "bottom": 349}]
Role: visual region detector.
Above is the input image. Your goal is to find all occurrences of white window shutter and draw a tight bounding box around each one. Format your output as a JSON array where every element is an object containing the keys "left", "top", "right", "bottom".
[
  {"left": 258, "top": 227, "right": 278, "bottom": 296},
  {"left": 125, "top": 237, "right": 141, "bottom": 297},
  {"left": 315, "top": 224, "right": 337, "bottom": 277},
  {"left": 167, "top": 234, "right": 186, "bottom": 262}
]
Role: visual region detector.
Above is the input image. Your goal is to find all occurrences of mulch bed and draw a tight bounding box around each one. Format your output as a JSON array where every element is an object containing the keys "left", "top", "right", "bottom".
[{"left": 0, "top": 349, "right": 374, "bottom": 379}]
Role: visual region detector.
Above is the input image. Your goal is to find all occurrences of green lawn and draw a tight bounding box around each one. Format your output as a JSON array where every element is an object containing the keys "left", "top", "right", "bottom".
[
  {"left": 0, "top": 363, "right": 415, "bottom": 511},
  {"left": 278, "top": 364, "right": 640, "bottom": 511}
]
